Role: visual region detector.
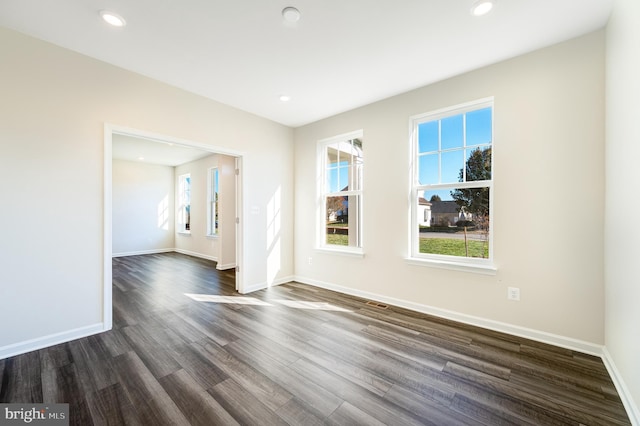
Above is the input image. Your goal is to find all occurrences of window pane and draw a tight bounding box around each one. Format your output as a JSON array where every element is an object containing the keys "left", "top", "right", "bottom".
[
  {"left": 418, "top": 187, "right": 490, "bottom": 258},
  {"left": 441, "top": 150, "right": 464, "bottom": 183},
  {"left": 418, "top": 154, "right": 438, "bottom": 185},
  {"left": 466, "top": 107, "right": 492, "bottom": 146},
  {"left": 325, "top": 196, "right": 349, "bottom": 246},
  {"left": 465, "top": 146, "right": 492, "bottom": 181},
  {"left": 441, "top": 114, "right": 463, "bottom": 150},
  {"left": 327, "top": 139, "right": 363, "bottom": 192},
  {"left": 327, "top": 167, "right": 340, "bottom": 192},
  {"left": 418, "top": 121, "right": 438, "bottom": 153}
]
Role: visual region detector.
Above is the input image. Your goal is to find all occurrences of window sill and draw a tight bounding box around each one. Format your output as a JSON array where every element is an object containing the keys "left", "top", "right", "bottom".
[
  {"left": 177, "top": 231, "right": 191, "bottom": 236},
  {"left": 316, "top": 246, "right": 364, "bottom": 258},
  {"left": 206, "top": 234, "right": 219, "bottom": 239},
  {"left": 405, "top": 257, "right": 497, "bottom": 275}
]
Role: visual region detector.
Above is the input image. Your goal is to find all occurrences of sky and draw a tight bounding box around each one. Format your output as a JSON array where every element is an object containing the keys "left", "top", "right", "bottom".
[{"left": 418, "top": 107, "right": 492, "bottom": 201}]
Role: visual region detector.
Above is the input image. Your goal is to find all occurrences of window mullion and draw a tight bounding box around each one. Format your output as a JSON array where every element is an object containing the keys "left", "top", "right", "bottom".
[
  {"left": 438, "top": 120, "right": 442, "bottom": 184},
  {"left": 462, "top": 113, "right": 467, "bottom": 182}
]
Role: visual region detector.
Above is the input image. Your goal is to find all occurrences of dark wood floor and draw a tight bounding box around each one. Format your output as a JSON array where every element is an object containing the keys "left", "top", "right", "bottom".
[{"left": 0, "top": 253, "right": 631, "bottom": 425}]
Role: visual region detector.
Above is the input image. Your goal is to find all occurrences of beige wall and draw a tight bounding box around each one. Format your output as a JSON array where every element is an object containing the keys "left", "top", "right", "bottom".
[
  {"left": 294, "top": 31, "right": 605, "bottom": 345},
  {"left": 605, "top": 0, "right": 640, "bottom": 421},
  {"left": 0, "top": 27, "right": 294, "bottom": 350},
  {"left": 112, "top": 160, "right": 175, "bottom": 255},
  {"left": 174, "top": 153, "right": 236, "bottom": 268}
]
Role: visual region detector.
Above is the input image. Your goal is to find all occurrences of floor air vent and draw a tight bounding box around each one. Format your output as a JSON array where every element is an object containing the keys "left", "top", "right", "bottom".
[{"left": 366, "top": 301, "right": 388, "bottom": 309}]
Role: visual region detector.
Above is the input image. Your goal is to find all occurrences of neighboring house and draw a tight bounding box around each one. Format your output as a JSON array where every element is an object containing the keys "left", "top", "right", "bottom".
[
  {"left": 430, "top": 200, "right": 471, "bottom": 227},
  {"left": 418, "top": 197, "right": 432, "bottom": 227}
]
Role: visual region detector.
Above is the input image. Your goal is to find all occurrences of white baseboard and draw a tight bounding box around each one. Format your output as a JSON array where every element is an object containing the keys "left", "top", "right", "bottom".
[
  {"left": 293, "top": 275, "right": 604, "bottom": 357},
  {"left": 0, "top": 323, "right": 106, "bottom": 360},
  {"left": 113, "top": 248, "right": 220, "bottom": 264},
  {"left": 216, "top": 262, "right": 237, "bottom": 271},
  {"left": 174, "top": 248, "right": 217, "bottom": 262},
  {"left": 112, "top": 248, "right": 174, "bottom": 257},
  {"left": 602, "top": 347, "right": 640, "bottom": 426},
  {"left": 242, "top": 275, "right": 294, "bottom": 294}
]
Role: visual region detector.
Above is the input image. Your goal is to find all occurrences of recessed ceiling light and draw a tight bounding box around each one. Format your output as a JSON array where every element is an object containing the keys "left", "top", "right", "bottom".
[
  {"left": 470, "top": 0, "right": 494, "bottom": 16},
  {"left": 282, "top": 7, "right": 301, "bottom": 23},
  {"left": 138, "top": 156, "right": 145, "bottom": 161},
  {"left": 100, "top": 10, "right": 126, "bottom": 27},
  {"left": 279, "top": 95, "right": 291, "bottom": 102}
]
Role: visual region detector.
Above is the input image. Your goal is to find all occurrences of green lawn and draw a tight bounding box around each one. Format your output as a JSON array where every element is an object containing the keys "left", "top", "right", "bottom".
[
  {"left": 326, "top": 234, "right": 488, "bottom": 258},
  {"left": 420, "top": 238, "right": 488, "bottom": 258},
  {"left": 326, "top": 234, "right": 349, "bottom": 245}
]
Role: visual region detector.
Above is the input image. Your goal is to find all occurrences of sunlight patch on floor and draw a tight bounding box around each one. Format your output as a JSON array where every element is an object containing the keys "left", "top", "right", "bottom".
[
  {"left": 272, "top": 299, "right": 350, "bottom": 312},
  {"left": 184, "top": 294, "right": 271, "bottom": 306},
  {"left": 184, "top": 293, "right": 351, "bottom": 312}
]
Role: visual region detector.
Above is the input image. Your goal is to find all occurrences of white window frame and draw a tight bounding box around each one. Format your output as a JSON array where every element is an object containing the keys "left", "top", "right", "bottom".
[
  {"left": 408, "top": 98, "right": 496, "bottom": 274},
  {"left": 317, "top": 130, "right": 364, "bottom": 256},
  {"left": 207, "top": 167, "right": 219, "bottom": 237},
  {"left": 177, "top": 173, "right": 191, "bottom": 234}
]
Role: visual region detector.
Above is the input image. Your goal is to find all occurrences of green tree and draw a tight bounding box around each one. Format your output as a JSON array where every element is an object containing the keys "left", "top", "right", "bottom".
[
  {"left": 429, "top": 194, "right": 442, "bottom": 202},
  {"left": 450, "top": 147, "right": 491, "bottom": 218}
]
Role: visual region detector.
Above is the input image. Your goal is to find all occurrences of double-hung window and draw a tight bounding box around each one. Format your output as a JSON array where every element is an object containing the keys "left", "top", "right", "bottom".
[
  {"left": 410, "top": 98, "right": 494, "bottom": 270},
  {"left": 178, "top": 173, "right": 191, "bottom": 233},
  {"left": 318, "top": 130, "right": 363, "bottom": 253},
  {"left": 207, "top": 167, "right": 219, "bottom": 236}
]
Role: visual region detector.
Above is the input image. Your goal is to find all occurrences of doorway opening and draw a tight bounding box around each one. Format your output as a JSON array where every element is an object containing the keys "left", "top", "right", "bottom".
[{"left": 103, "top": 124, "right": 244, "bottom": 330}]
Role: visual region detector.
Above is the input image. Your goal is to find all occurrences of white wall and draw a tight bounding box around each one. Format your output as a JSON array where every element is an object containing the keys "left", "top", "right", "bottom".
[
  {"left": 174, "top": 153, "right": 236, "bottom": 268},
  {"left": 605, "top": 0, "right": 640, "bottom": 421},
  {"left": 112, "top": 160, "right": 175, "bottom": 255},
  {"left": 0, "top": 27, "right": 294, "bottom": 353},
  {"left": 294, "top": 31, "right": 606, "bottom": 346}
]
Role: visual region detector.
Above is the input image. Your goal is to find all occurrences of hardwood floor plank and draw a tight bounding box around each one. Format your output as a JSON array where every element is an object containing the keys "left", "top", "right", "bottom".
[
  {"left": 39, "top": 344, "right": 74, "bottom": 371},
  {"left": 275, "top": 398, "right": 325, "bottom": 426},
  {"left": 158, "top": 369, "right": 239, "bottom": 426},
  {"left": 443, "top": 361, "right": 630, "bottom": 426},
  {"left": 85, "top": 383, "right": 142, "bottom": 426},
  {"left": 383, "top": 384, "right": 483, "bottom": 426},
  {"left": 111, "top": 351, "right": 190, "bottom": 426},
  {"left": 289, "top": 357, "right": 427, "bottom": 426},
  {"left": 0, "top": 350, "right": 42, "bottom": 403},
  {"left": 121, "top": 325, "right": 182, "bottom": 379},
  {"left": 326, "top": 401, "right": 387, "bottom": 426},
  {"left": 166, "top": 343, "right": 228, "bottom": 389},
  {"left": 448, "top": 393, "right": 530, "bottom": 426},
  {"left": 225, "top": 338, "right": 343, "bottom": 418},
  {"left": 194, "top": 339, "right": 293, "bottom": 412},
  {"left": 41, "top": 363, "right": 94, "bottom": 426},
  {"left": 207, "top": 379, "right": 289, "bottom": 426},
  {"left": 215, "top": 319, "right": 302, "bottom": 366},
  {"left": 96, "top": 329, "right": 133, "bottom": 358}
]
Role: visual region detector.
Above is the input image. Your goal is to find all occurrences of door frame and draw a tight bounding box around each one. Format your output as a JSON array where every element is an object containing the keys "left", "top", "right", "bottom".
[{"left": 103, "top": 123, "right": 245, "bottom": 330}]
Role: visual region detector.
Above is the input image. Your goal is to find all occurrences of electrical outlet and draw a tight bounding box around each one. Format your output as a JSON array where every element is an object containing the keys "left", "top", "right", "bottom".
[
  {"left": 308, "top": 257, "right": 313, "bottom": 265},
  {"left": 507, "top": 287, "right": 520, "bottom": 301}
]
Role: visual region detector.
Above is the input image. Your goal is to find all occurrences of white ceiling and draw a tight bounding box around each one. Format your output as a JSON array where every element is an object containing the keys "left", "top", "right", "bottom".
[{"left": 0, "top": 0, "right": 613, "bottom": 127}]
